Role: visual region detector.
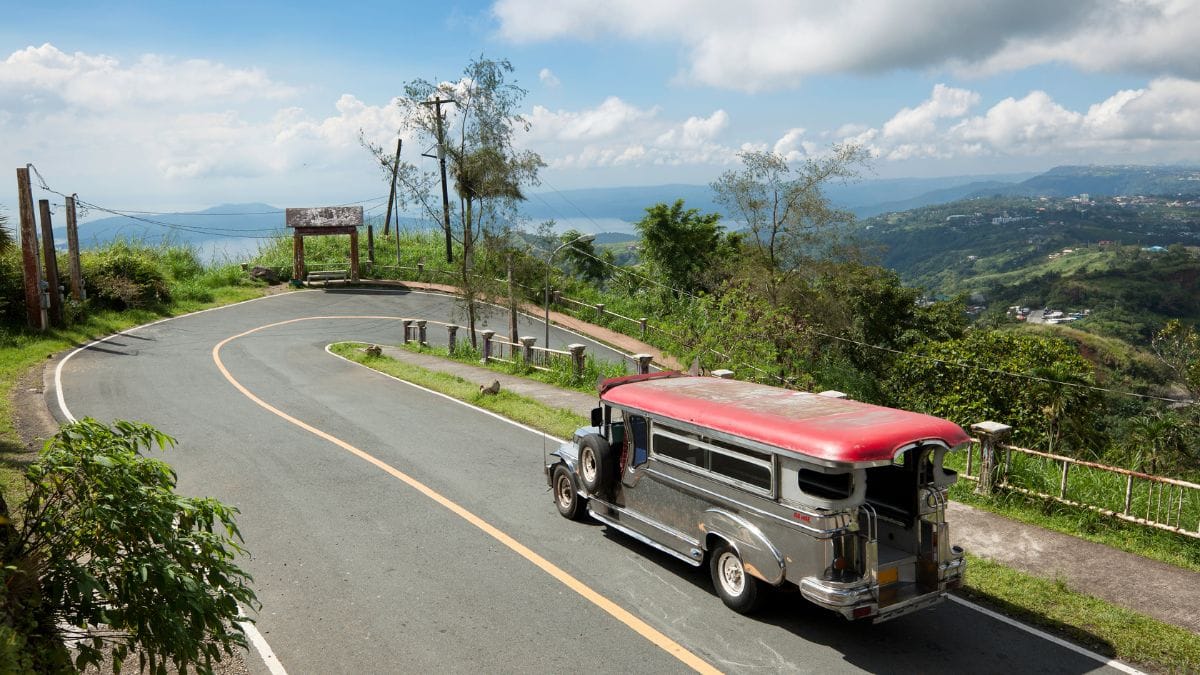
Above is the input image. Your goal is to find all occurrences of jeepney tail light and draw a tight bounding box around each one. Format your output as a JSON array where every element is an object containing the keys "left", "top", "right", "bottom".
[
  {"left": 853, "top": 606, "right": 873, "bottom": 619},
  {"left": 833, "top": 557, "right": 846, "bottom": 571}
]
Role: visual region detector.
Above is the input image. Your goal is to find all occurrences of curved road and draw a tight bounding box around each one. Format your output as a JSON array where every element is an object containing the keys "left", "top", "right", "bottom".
[{"left": 52, "top": 289, "right": 1130, "bottom": 674}]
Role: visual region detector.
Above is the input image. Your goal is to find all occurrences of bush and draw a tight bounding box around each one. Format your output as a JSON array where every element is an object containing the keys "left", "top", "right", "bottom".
[
  {"left": 81, "top": 243, "right": 171, "bottom": 310},
  {"left": 0, "top": 249, "right": 24, "bottom": 323},
  {"left": 0, "top": 419, "right": 257, "bottom": 673}
]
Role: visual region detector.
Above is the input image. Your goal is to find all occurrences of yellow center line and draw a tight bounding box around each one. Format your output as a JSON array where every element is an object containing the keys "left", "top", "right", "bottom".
[{"left": 213, "top": 316, "right": 721, "bottom": 675}]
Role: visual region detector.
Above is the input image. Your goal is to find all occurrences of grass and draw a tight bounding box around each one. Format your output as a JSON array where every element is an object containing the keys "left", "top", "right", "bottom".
[
  {"left": 328, "top": 342, "right": 1197, "bottom": 674},
  {"left": 961, "top": 555, "right": 1200, "bottom": 672},
  {"left": 392, "top": 340, "right": 626, "bottom": 395},
  {"left": 329, "top": 342, "right": 587, "bottom": 439}
]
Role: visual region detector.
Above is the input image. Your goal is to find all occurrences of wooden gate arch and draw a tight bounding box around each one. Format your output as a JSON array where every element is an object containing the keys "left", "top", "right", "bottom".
[{"left": 285, "top": 206, "right": 363, "bottom": 283}]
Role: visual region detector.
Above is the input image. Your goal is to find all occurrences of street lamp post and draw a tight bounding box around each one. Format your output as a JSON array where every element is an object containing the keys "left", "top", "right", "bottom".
[{"left": 544, "top": 233, "right": 595, "bottom": 350}]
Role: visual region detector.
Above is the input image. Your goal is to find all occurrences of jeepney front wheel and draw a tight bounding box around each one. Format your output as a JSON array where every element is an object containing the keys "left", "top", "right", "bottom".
[
  {"left": 552, "top": 464, "right": 587, "bottom": 520},
  {"left": 709, "top": 543, "right": 762, "bottom": 614}
]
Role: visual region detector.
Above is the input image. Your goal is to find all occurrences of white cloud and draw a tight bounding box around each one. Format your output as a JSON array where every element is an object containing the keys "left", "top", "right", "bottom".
[
  {"left": 0, "top": 43, "right": 295, "bottom": 110},
  {"left": 0, "top": 44, "right": 406, "bottom": 209},
  {"left": 524, "top": 98, "right": 737, "bottom": 169},
  {"left": 538, "top": 68, "right": 560, "bottom": 88},
  {"left": 492, "top": 0, "right": 1200, "bottom": 91},
  {"left": 838, "top": 78, "right": 1200, "bottom": 163}
]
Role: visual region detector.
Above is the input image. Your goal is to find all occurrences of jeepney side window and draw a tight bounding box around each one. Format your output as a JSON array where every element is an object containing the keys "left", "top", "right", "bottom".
[
  {"left": 797, "top": 468, "right": 854, "bottom": 500},
  {"left": 652, "top": 430, "right": 703, "bottom": 466},
  {"left": 628, "top": 414, "right": 649, "bottom": 467},
  {"left": 705, "top": 438, "right": 773, "bottom": 491}
]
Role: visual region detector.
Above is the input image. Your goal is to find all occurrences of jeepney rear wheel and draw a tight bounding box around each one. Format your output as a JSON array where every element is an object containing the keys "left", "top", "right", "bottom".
[
  {"left": 578, "top": 434, "right": 615, "bottom": 493},
  {"left": 552, "top": 464, "right": 587, "bottom": 520},
  {"left": 709, "top": 543, "right": 762, "bottom": 614}
]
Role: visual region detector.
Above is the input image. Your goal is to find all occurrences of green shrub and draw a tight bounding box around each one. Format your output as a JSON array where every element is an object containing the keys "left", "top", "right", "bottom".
[
  {"left": 81, "top": 243, "right": 171, "bottom": 310},
  {"left": 0, "top": 249, "right": 24, "bottom": 324},
  {"left": 0, "top": 419, "right": 257, "bottom": 673}
]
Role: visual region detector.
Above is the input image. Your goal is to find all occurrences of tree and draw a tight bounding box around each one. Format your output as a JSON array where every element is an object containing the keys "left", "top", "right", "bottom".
[
  {"left": 1152, "top": 319, "right": 1200, "bottom": 400},
  {"left": 366, "top": 57, "right": 544, "bottom": 347},
  {"left": 635, "top": 200, "right": 737, "bottom": 295},
  {"left": 884, "top": 330, "right": 1098, "bottom": 450},
  {"left": 711, "top": 145, "right": 869, "bottom": 301},
  {"left": 0, "top": 419, "right": 257, "bottom": 673},
  {"left": 557, "top": 229, "right": 611, "bottom": 284}
]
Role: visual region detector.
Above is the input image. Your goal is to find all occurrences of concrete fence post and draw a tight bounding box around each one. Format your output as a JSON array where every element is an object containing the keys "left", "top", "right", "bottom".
[
  {"left": 639, "top": 317, "right": 648, "bottom": 339},
  {"left": 971, "top": 421, "right": 1013, "bottom": 496},
  {"left": 417, "top": 262, "right": 424, "bottom": 278},
  {"left": 712, "top": 369, "right": 735, "bottom": 379},
  {"left": 402, "top": 319, "right": 413, "bottom": 344},
  {"left": 633, "top": 353, "right": 653, "bottom": 375},
  {"left": 552, "top": 290, "right": 561, "bottom": 305},
  {"left": 567, "top": 344, "right": 586, "bottom": 377},
  {"left": 481, "top": 330, "right": 496, "bottom": 364},
  {"left": 595, "top": 303, "right": 605, "bottom": 321},
  {"left": 519, "top": 336, "right": 537, "bottom": 367},
  {"left": 417, "top": 320, "right": 427, "bottom": 345},
  {"left": 447, "top": 325, "right": 459, "bottom": 354}
]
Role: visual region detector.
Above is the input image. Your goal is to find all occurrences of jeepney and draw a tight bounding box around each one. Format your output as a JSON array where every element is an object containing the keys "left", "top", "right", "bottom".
[{"left": 545, "top": 371, "right": 970, "bottom": 622}]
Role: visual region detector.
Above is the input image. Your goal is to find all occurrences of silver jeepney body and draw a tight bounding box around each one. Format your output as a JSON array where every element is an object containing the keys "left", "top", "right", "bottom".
[{"left": 545, "top": 374, "right": 969, "bottom": 623}]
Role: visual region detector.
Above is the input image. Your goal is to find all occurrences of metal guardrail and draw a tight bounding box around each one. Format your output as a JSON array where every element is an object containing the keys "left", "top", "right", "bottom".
[{"left": 959, "top": 439, "right": 1200, "bottom": 539}]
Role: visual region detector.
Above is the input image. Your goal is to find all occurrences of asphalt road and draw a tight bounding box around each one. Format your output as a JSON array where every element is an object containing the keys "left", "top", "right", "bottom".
[{"left": 51, "top": 289, "right": 1132, "bottom": 674}]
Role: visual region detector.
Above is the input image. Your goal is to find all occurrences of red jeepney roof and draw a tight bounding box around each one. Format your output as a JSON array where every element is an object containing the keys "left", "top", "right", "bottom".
[{"left": 600, "top": 374, "right": 970, "bottom": 465}]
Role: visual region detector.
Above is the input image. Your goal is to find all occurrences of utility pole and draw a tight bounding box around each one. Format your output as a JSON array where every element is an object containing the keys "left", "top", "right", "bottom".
[
  {"left": 15, "top": 167, "right": 45, "bottom": 331},
  {"left": 420, "top": 96, "right": 455, "bottom": 264},
  {"left": 382, "top": 138, "right": 401, "bottom": 238},
  {"left": 66, "top": 195, "right": 84, "bottom": 301},
  {"left": 38, "top": 199, "right": 64, "bottom": 327},
  {"left": 508, "top": 254, "right": 518, "bottom": 343}
]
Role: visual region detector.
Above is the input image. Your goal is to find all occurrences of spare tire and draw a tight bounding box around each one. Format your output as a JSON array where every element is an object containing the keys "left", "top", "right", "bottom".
[{"left": 578, "top": 434, "right": 616, "bottom": 493}]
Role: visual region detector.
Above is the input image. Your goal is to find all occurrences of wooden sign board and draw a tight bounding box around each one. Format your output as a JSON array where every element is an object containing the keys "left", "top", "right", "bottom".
[{"left": 286, "top": 206, "right": 363, "bottom": 229}]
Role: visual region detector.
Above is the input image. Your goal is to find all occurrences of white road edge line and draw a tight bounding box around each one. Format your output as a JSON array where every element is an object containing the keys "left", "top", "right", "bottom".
[
  {"left": 947, "top": 597, "right": 1143, "bottom": 674},
  {"left": 52, "top": 291, "right": 301, "bottom": 675},
  {"left": 328, "top": 342, "right": 1148, "bottom": 675}
]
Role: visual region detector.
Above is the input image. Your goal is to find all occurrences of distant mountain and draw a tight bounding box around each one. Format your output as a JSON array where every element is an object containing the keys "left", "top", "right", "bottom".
[
  {"left": 62, "top": 202, "right": 433, "bottom": 251},
  {"left": 64, "top": 203, "right": 286, "bottom": 249},
  {"left": 522, "top": 172, "right": 1039, "bottom": 223},
  {"left": 963, "top": 165, "right": 1200, "bottom": 200}
]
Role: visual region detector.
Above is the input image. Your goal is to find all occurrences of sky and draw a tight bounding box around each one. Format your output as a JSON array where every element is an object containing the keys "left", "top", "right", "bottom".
[{"left": 2, "top": 0, "right": 1199, "bottom": 218}]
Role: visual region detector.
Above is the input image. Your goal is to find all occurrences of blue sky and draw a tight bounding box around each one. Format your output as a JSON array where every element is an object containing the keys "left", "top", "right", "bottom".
[{"left": 2, "top": 0, "right": 1198, "bottom": 216}]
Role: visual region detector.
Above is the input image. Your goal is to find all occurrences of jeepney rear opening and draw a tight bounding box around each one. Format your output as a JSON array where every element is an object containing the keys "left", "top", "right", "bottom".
[{"left": 546, "top": 373, "right": 969, "bottom": 623}]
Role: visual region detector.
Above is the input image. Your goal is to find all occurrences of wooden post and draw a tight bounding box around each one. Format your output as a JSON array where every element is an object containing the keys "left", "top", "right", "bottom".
[
  {"left": 38, "top": 200, "right": 64, "bottom": 327},
  {"left": 16, "top": 167, "right": 45, "bottom": 331},
  {"left": 367, "top": 224, "right": 375, "bottom": 271},
  {"left": 567, "top": 344, "right": 586, "bottom": 377},
  {"left": 383, "top": 138, "right": 401, "bottom": 238},
  {"left": 292, "top": 234, "right": 305, "bottom": 282},
  {"left": 519, "top": 336, "right": 536, "bottom": 367},
  {"left": 507, "top": 254, "right": 518, "bottom": 343},
  {"left": 65, "top": 195, "right": 83, "bottom": 300},
  {"left": 971, "top": 422, "right": 1013, "bottom": 496},
  {"left": 480, "top": 329, "right": 494, "bottom": 362},
  {"left": 349, "top": 229, "right": 360, "bottom": 282}
]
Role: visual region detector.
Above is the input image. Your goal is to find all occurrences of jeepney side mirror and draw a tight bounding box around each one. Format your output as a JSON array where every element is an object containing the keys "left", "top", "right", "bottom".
[{"left": 590, "top": 407, "right": 603, "bottom": 428}]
